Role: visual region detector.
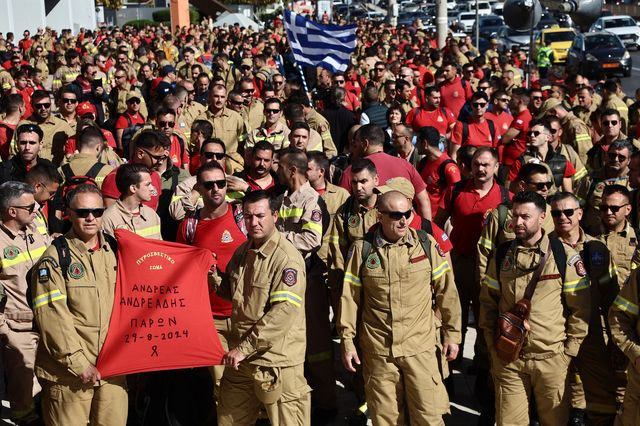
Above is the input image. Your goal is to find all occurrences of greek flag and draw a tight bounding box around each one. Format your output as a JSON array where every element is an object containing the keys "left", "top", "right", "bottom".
[{"left": 284, "top": 10, "right": 357, "bottom": 73}]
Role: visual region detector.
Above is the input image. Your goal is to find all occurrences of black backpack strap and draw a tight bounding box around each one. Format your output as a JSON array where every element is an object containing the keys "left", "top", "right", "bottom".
[
  {"left": 437, "top": 159, "right": 455, "bottom": 188},
  {"left": 61, "top": 164, "right": 74, "bottom": 180},
  {"left": 416, "top": 229, "right": 432, "bottom": 261},
  {"left": 487, "top": 119, "right": 496, "bottom": 144},
  {"left": 631, "top": 190, "right": 639, "bottom": 228},
  {"left": 52, "top": 237, "right": 71, "bottom": 281},
  {"left": 360, "top": 231, "right": 375, "bottom": 272},
  {"left": 497, "top": 203, "right": 510, "bottom": 231},
  {"left": 85, "top": 162, "right": 106, "bottom": 180},
  {"left": 316, "top": 196, "right": 331, "bottom": 236},
  {"left": 450, "top": 179, "right": 468, "bottom": 211},
  {"left": 462, "top": 121, "right": 469, "bottom": 145},
  {"left": 417, "top": 156, "right": 429, "bottom": 175},
  {"left": 499, "top": 184, "right": 510, "bottom": 204},
  {"left": 549, "top": 237, "right": 567, "bottom": 283},
  {"left": 420, "top": 218, "right": 433, "bottom": 235},
  {"left": 103, "top": 232, "right": 118, "bottom": 255},
  {"left": 342, "top": 196, "right": 354, "bottom": 238}
]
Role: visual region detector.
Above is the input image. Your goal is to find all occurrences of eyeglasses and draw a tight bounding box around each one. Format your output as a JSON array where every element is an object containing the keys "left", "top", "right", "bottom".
[
  {"left": 34, "top": 103, "right": 51, "bottom": 109},
  {"left": 526, "top": 181, "right": 553, "bottom": 190},
  {"left": 603, "top": 120, "right": 619, "bottom": 127},
  {"left": 532, "top": 96, "right": 543, "bottom": 101},
  {"left": 550, "top": 128, "right": 558, "bottom": 134},
  {"left": 202, "top": 151, "right": 225, "bottom": 160},
  {"left": 141, "top": 148, "right": 168, "bottom": 162},
  {"left": 11, "top": 203, "right": 36, "bottom": 213},
  {"left": 551, "top": 208, "right": 578, "bottom": 218},
  {"left": 70, "top": 207, "right": 105, "bottom": 218},
  {"left": 334, "top": 80, "right": 345, "bottom": 84},
  {"left": 528, "top": 130, "right": 543, "bottom": 137},
  {"left": 230, "top": 99, "right": 243, "bottom": 105},
  {"left": 202, "top": 179, "right": 227, "bottom": 190},
  {"left": 157, "top": 121, "right": 174, "bottom": 128},
  {"left": 62, "top": 98, "right": 77, "bottom": 104},
  {"left": 497, "top": 98, "right": 509, "bottom": 102},
  {"left": 127, "top": 98, "right": 141, "bottom": 104},
  {"left": 242, "top": 89, "right": 254, "bottom": 94},
  {"left": 608, "top": 153, "right": 628, "bottom": 162},
  {"left": 472, "top": 102, "right": 487, "bottom": 108},
  {"left": 265, "top": 108, "right": 281, "bottom": 114},
  {"left": 599, "top": 203, "right": 629, "bottom": 214},
  {"left": 381, "top": 210, "right": 412, "bottom": 220}
]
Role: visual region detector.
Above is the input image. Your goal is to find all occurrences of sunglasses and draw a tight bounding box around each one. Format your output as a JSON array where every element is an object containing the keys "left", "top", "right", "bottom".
[
  {"left": 531, "top": 96, "right": 543, "bottom": 101},
  {"left": 550, "top": 128, "right": 558, "bottom": 134},
  {"left": 528, "top": 130, "right": 543, "bottom": 137},
  {"left": 599, "top": 203, "right": 629, "bottom": 214},
  {"left": 381, "top": 210, "right": 412, "bottom": 220},
  {"left": 70, "top": 207, "right": 105, "bottom": 218},
  {"left": 265, "top": 108, "right": 281, "bottom": 114},
  {"left": 273, "top": 80, "right": 284, "bottom": 85},
  {"left": 35, "top": 103, "right": 51, "bottom": 109},
  {"left": 551, "top": 208, "right": 578, "bottom": 218},
  {"left": 472, "top": 102, "right": 487, "bottom": 108},
  {"left": 334, "top": 80, "right": 345, "bottom": 84},
  {"left": 157, "top": 121, "right": 174, "bottom": 128},
  {"left": 116, "top": 75, "right": 126, "bottom": 79},
  {"left": 127, "top": 98, "right": 141, "bottom": 104},
  {"left": 497, "top": 98, "right": 509, "bottom": 102},
  {"left": 527, "top": 181, "right": 553, "bottom": 190},
  {"left": 202, "top": 151, "right": 225, "bottom": 160},
  {"left": 376, "top": 67, "right": 386, "bottom": 71},
  {"left": 142, "top": 148, "right": 168, "bottom": 162},
  {"left": 603, "top": 120, "right": 619, "bottom": 126},
  {"left": 608, "top": 153, "right": 627, "bottom": 162},
  {"left": 230, "top": 100, "right": 243, "bottom": 105},
  {"left": 477, "top": 86, "right": 489, "bottom": 91},
  {"left": 62, "top": 98, "right": 77, "bottom": 104},
  {"left": 202, "top": 179, "right": 227, "bottom": 190},
  {"left": 11, "top": 203, "right": 36, "bottom": 213}
]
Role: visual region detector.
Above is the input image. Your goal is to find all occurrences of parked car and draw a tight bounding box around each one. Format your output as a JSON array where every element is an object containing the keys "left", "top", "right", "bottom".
[
  {"left": 532, "top": 27, "right": 577, "bottom": 64},
  {"left": 456, "top": 12, "right": 476, "bottom": 33},
  {"left": 465, "top": 1, "right": 492, "bottom": 16},
  {"left": 471, "top": 14, "right": 505, "bottom": 40},
  {"left": 590, "top": 15, "right": 640, "bottom": 49},
  {"left": 496, "top": 27, "right": 531, "bottom": 52},
  {"left": 566, "top": 31, "right": 631, "bottom": 77}
]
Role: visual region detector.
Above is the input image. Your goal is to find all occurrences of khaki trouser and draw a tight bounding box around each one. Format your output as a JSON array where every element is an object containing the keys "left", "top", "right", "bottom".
[
  {"left": 209, "top": 316, "right": 232, "bottom": 402},
  {"left": 492, "top": 351, "right": 571, "bottom": 426},
  {"left": 615, "top": 364, "right": 640, "bottom": 426},
  {"left": 0, "top": 322, "right": 40, "bottom": 421},
  {"left": 218, "top": 362, "right": 311, "bottom": 426},
  {"left": 41, "top": 376, "right": 128, "bottom": 426},
  {"left": 363, "top": 350, "right": 449, "bottom": 426}
]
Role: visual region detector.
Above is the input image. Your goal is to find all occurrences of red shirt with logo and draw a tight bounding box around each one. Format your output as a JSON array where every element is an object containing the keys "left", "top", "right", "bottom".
[
  {"left": 176, "top": 205, "right": 246, "bottom": 317},
  {"left": 419, "top": 153, "right": 461, "bottom": 215},
  {"left": 501, "top": 109, "right": 532, "bottom": 166},
  {"left": 451, "top": 119, "right": 496, "bottom": 147},
  {"left": 102, "top": 168, "right": 162, "bottom": 210},
  {"left": 169, "top": 134, "right": 189, "bottom": 168},
  {"left": 406, "top": 106, "right": 457, "bottom": 134},
  {"left": 440, "top": 76, "right": 471, "bottom": 118}
]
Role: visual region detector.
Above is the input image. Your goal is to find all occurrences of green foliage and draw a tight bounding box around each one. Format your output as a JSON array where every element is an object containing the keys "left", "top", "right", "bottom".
[
  {"left": 124, "top": 19, "right": 156, "bottom": 29},
  {"left": 152, "top": 8, "right": 200, "bottom": 24},
  {"left": 97, "top": 0, "right": 125, "bottom": 10}
]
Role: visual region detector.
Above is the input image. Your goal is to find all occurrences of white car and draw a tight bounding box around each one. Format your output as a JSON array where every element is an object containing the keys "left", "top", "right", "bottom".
[
  {"left": 492, "top": 2, "right": 504, "bottom": 15},
  {"left": 466, "top": 1, "right": 493, "bottom": 16},
  {"left": 457, "top": 12, "right": 476, "bottom": 33},
  {"left": 590, "top": 15, "right": 640, "bottom": 49},
  {"left": 447, "top": 1, "right": 457, "bottom": 10}
]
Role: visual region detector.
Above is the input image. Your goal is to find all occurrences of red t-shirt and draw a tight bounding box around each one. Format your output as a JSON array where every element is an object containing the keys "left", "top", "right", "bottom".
[
  {"left": 65, "top": 129, "right": 117, "bottom": 154},
  {"left": 507, "top": 153, "right": 576, "bottom": 182},
  {"left": 501, "top": 109, "right": 532, "bottom": 166},
  {"left": 115, "top": 112, "right": 145, "bottom": 130},
  {"left": 485, "top": 111, "right": 514, "bottom": 140},
  {"left": 419, "top": 153, "right": 461, "bottom": 216},
  {"left": 339, "top": 152, "right": 427, "bottom": 195},
  {"left": 169, "top": 134, "right": 189, "bottom": 168},
  {"left": 440, "top": 76, "right": 471, "bottom": 118},
  {"left": 176, "top": 205, "right": 247, "bottom": 317},
  {"left": 451, "top": 119, "right": 496, "bottom": 147},
  {"left": 101, "top": 168, "right": 162, "bottom": 210},
  {"left": 442, "top": 179, "right": 510, "bottom": 257},
  {"left": 0, "top": 121, "right": 16, "bottom": 161},
  {"left": 406, "top": 106, "right": 457, "bottom": 134}
]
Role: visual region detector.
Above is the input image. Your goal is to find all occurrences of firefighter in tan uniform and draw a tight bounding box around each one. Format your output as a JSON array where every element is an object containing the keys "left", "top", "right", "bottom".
[
  {"left": 101, "top": 164, "right": 162, "bottom": 240},
  {"left": 32, "top": 184, "right": 127, "bottom": 426},
  {"left": 479, "top": 191, "right": 590, "bottom": 426},
  {"left": 548, "top": 192, "right": 619, "bottom": 424},
  {"left": 59, "top": 126, "right": 114, "bottom": 188},
  {"left": 215, "top": 190, "right": 310, "bottom": 425},
  {"left": 609, "top": 269, "right": 640, "bottom": 426},
  {"left": 0, "top": 182, "right": 51, "bottom": 424},
  {"left": 194, "top": 85, "right": 247, "bottom": 156},
  {"left": 275, "top": 148, "right": 336, "bottom": 416},
  {"left": 339, "top": 190, "right": 461, "bottom": 425},
  {"left": 306, "top": 108, "right": 338, "bottom": 158},
  {"left": 541, "top": 98, "right": 593, "bottom": 166}
]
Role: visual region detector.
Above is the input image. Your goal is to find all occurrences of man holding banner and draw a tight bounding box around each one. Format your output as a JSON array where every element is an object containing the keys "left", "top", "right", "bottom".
[
  {"left": 215, "top": 190, "right": 310, "bottom": 425},
  {"left": 32, "top": 183, "right": 127, "bottom": 426}
]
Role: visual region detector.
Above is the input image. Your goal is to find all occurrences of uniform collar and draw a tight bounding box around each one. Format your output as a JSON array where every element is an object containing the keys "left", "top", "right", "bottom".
[
  {"left": 373, "top": 226, "right": 415, "bottom": 248},
  {"left": 285, "top": 181, "right": 313, "bottom": 204},
  {"left": 65, "top": 230, "right": 114, "bottom": 254},
  {"left": 115, "top": 199, "right": 149, "bottom": 222},
  {"left": 249, "top": 229, "right": 281, "bottom": 258}
]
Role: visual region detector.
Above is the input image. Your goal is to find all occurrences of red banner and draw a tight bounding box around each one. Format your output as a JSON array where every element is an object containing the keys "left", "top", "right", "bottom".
[{"left": 97, "top": 229, "right": 224, "bottom": 378}]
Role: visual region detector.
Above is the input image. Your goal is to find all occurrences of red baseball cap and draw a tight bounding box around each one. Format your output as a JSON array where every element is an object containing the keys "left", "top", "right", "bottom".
[{"left": 76, "top": 101, "right": 96, "bottom": 117}]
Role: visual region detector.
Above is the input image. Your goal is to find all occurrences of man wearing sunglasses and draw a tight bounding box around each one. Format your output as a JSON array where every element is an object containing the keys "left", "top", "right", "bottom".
[
  {"left": 545, "top": 116, "right": 588, "bottom": 186},
  {"left": 450, "top": 91, "right": 497, "bottom": 161},
  {"left": 151, "top": 107, "right": 188, "bottom": 170},
  {"left": 238, "top": 78, "right": 264, "bottom": 132},
  {"left": 16, "top": 90, "right": 73, "bottom": 166},
  {"left": 339, "top": 190, "right": 461, "bottom": 425},
  {"left": 587, "top": 109, "right": 634, "bottom": 173},
  {"left": 577, "top": 140, "right": 632, "bottom": 235},
  {"left": 602, "top": 80, "right": 629, "bottom": 135},
  {"left": 0, "top": 181, "right": 51, "bottom": 425},
  {"left": 101, "top": 163, "right": 161, "bottom": 240},
  {"left": 547, "top": 191, "right": 620, "bottom": 425},
  {"left": 245, "top": 98, "right": 289, "bottom": 157},
  {"left": 33, "top": 184, "right": 128, "bottom": 425}
]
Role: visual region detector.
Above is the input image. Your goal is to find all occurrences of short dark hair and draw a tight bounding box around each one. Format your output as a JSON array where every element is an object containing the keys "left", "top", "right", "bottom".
[
  {"left": 155, "top": 106, "right": 176, "bottom": 119},
  {"left": 471, "top": 91, "right": 489, "bottom": 103},
  {"left": 25, "top": 163, "right": 62, "bottom": 186},
  {"left": 307, "top": 151, "right": 329, "bottom": 174},
  {"left": 134, "top": 130, "right": 171, "bottom": 151},
  {"left": 356, "top": 124, "right": 385, "bottom": 147},
  {"left": 66, "top": 183, "right": 102, "bottom": 208},
  {"left": 424, "top": 86, "right": 440, "bottom": 97},
  {"left": 77, "top": 126, "right": 104, "bottom": 150},
  {"left": 549, "top": 191, "right": 580, "bottom": 206},
  {"left": 115, "top": 163, "right": 151, "bottom": 195},
  {"left": 417, "top": 126, "right": 441, "bottom": 148},
  {"left": 289, "top": 121, "right": 310, "bottom": 134},
  {"left": 601, "top": 108, "right": 621, "bottom": 119},
  {"left": 196, "top": 161, "right": 225, "bottom": 183},
  {"left": 279, "top": 147, "right": 308, "bottom": 174},
  {"left": 243, "top": 189, "right": 279, "bottom": 213},
  {"left": 351, "top": 158, "right": 377, "bottom": 176},
  {"left": 512, "top": 190, "right": 546, "bottom": 212},
  {"left": 253, "top": 140, "right": 274, "bottom": 155},
  {"left": 191, "top": 120, "right": 213, "bottom": 139},
  {"left": 602, "top": 184, "right": 630, "bottom": 202},
  {"left": 472, "top": 147, "right": 499, "bottom": 162},
  {"left": 16, "top": 123, "right": 44, "bottom": 141},
  {"left": 200, "top": 137, "right": 226, "bottom": 155},
  {"left": 518, "top": 163, "right": 549, "bottom": 182}
]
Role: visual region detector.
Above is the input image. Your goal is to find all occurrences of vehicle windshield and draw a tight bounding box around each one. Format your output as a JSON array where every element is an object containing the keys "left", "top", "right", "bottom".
[
  {"left": 505, "top": 27, "right": 527, "bottom": 36},
  {"left": 460, "top": 13, "right": 475, "bottom": 20},
  {"left": 544, "top": 31, "right": 574, "bottom": 43},
  {"left": 604, "top": 18, "right": 636, "bottom": 28},
  {"left": 585, "top": 35, "right": 623, "bottom": 50},
  {"left": 482, "top": 18, "right": 504, "bottom": 27}
]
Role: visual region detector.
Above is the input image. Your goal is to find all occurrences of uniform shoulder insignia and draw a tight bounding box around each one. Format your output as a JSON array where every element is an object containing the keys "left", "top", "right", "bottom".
[
  {"left": 567, "top": 254, "right": 581, "bottom": 266},
  {"left": 3, "top": 245, "right": 21, "bottom": 260},
  {"left": 574, "top": 260, "right": 587, "bottom": 277},
  {"left": 311, "top": 209, "right": 322, "bottom": 222},
  {"left": 282, "top": 268, "right": 298, "bottom": 286},
  {"left": 435, "top": 243, "right": 445, "bottom": 257},
  {"left": 37, "top": 265, "right": 51, "bottom": 283},
  {"left": 38, "top": 256, "right": 59, "bottom": 268}
]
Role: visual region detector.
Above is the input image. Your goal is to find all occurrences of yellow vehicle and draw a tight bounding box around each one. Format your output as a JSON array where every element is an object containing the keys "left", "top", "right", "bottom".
[{"left": 532, "top": 27, "right": 577, "bottom": 64}]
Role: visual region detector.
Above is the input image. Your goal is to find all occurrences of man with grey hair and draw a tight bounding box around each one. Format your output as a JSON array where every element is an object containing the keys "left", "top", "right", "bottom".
[{"left": 0, "top": 181, "right": 51, "bottom": 424}]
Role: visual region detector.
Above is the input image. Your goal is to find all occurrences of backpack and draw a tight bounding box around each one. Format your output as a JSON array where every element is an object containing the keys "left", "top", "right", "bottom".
[
  {"left": 52, "top": 233, "right": 118, "bottom": 280},
  {"left": 360, "top": 228, "right": 431, "bottom": 271},
  {"left": 461, "top": 119, "right": 496, "bottom": 146},
  {"left": 120, "top": 113, "right": 146, "bottom": 159},
  {"left": 60, "top": 162, "right": 105, "bottom": 183},
  {"left": 417, "top": 157, "right": 457, "bottom": 190},
  {"left": 184, "top": 204, "right": 246, "bottom": 244},
  {"left": 494, "top": 238, "right": 567, "bottom": 289}
]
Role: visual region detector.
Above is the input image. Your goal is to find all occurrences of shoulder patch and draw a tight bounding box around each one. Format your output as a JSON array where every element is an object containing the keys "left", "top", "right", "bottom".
[
  {"left": 501, "top": 255, "right": 513, "bottom": 271},
  {"left": 68, "top": 262, "right": 85, "bottom": 279},
  {"left": 282, "top": 268, "right": 298, "bottom": 286},
  {"left": 435, "top": 243, "right": 445, "bottom": 257},
  {"left": 574, "top": 260, "right": 587, "bottom": 277},
  {"left": 567, "top": 254, "right": 581, "bottom": 266},
  {"left": 3, "top": 245, "right": 20, "bottom": 260},
  {"left": 311, "top": 209, "right": 322, "bottom": 222},
  {"left": 37, "top": 265, "right": 50, "bottom": 283}
]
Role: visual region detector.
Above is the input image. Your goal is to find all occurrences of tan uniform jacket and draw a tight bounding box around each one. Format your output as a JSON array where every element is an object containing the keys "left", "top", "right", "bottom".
[
  {"left": 32, "top": 231, "right": 117, "bottom": 384},
  {"left": 277, "top": 181, "right": 323, "bottom": 257},
  {"left": 576, "top": 169, "right": 630, "bottom": 235},
  {"left": 597, "top": 223, "right": 640, "bottom": 288},
  {"left": 318, "top": 182, "right": 350, "bottom": 267},
  {"left": 556, "top": 143, "right": 587, "bottom": 183},
  {"left": 101, "top": 200, "right": 162, "bottom": 240},
  {"left": 220, "top": 230, "right": 307, "bottom": 366},
  {"left": 245, "top": 121, "right": 291, "bottom": 152},
  {"left": 60, "top": 153, "right": 113, "bottom": 188},
  {"left": 479, "top": 233, "right": 591, "bottom": 358},
  {"left": 609, "top": 270, "right": 640, "bottom": 364},
  {"left": 178, "top": 102, "right": 206, "bottom": 141},
  {"left": 477, "top": 203, "right": 555, "bottom": 283},
  {"left": 0, "top": 222, "right": 50, "bottom": 329},
  {"left": 561, "top": 112, "right": 593, "bottom": 167},
  {"left": 15, "top": 116, "right": 74, "bottom": 166},
  {"left": 195, "top": 107, "right": 246, "bottom": 155},
  {"left": 242, "top": 99, "right": 264, "bottom": 132},
  {"left": 307, "top": 109, "right": 338, "bottom": 158},
  {"left": 0, "top": 70, "right": 14, "bottom": 91},
  {"left": 339, "top": 227, "right": 461, "bottom": 356}
]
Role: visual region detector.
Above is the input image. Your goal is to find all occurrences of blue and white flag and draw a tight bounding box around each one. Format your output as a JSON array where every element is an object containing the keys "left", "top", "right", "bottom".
[{"left": 284, "top": 10, "right": 357, "bottom": 73}]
